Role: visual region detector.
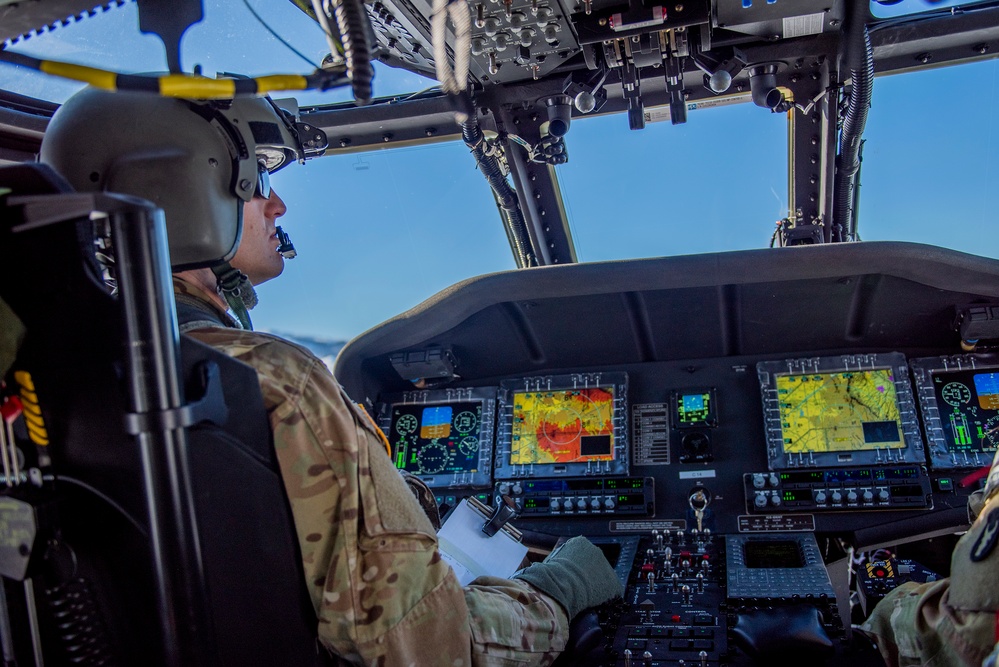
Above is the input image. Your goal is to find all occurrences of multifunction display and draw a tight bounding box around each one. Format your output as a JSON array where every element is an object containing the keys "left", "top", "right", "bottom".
[
  {"left": 673, "top": 389, "right": 717, "bottom": 428},
  {"left": 911, "top": 354, "right": 999, "bottom": 469},
  {"left": 774, "top": 368, "right": 905, "bottom": 455},
  {"left": 758, "top": 353, "right": 923, "bottom": 469},
  {"left": 743, "top": 540, "right": 803, "bottom": 569},
  {"left": 376, "top": 387, "right": 496, "bottom": 489},
  {"left": 495, "top": 373, "right": 630, "bottom": 478},
  {"left": 510, "top": 386, "right": 615, "bottom": 465}
]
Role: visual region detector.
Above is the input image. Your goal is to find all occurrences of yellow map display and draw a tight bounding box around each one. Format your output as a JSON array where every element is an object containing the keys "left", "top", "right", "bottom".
[
  {"left": 776, "top": 369, "right": 905, "bottom": 453},
  {"left": 511, "top": 387, "right": 615, "bottom": 464}
]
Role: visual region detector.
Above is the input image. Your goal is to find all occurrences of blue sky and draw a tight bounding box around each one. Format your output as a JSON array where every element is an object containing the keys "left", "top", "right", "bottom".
[{"left": 3, "top": 0, "right": 998, "bottom": 341}]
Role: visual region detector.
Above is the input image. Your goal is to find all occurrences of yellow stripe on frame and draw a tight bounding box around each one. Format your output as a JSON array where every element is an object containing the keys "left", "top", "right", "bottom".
[
  {"left": 40, "top": 61, "right": 118, "bottom": 89},
  {"left": 159, "top": 76, "right": 238, "bottom": 99},
  {"left": 253, "top": 75, "right": 309, "bottom": 94}
]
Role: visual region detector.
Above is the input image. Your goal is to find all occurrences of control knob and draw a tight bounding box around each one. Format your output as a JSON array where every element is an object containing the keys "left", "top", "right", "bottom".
[
  {"left": 847, "top": 490, "right": 858, "bottom": 503},
  {"left": 770, "top": 494, "right": 782, "bottom": 507},
  {"left": 754, "top": 492, "right": 768, "bottom": 509},
  {"left": 878, "top": 488, "right": 890, "bottom": 502},
  {"left": 483, "top": 16, "right": 501, "bottom": 35},
  {"left": 563, "top": 499, "right": 574, "bottom": 511},
  {"left": 590, "top": 498, "right": 601, "bottom": 510},
  {"left": 498, "top": 482, "right": 511, "bottom": 495},
  {"left": 831, "top": 490, "right": 843, "bottom": 503},
  {"left": 511, "top": 483, "right": 523, "bottom": 495},
  {"left": 576, "top": 498, "right": 587, "bottom": 511},
  {"left": 768, "top": 473, "right": 780, "bottom": 488},
  {"left": 549, "top": 499, "right": 560, "bottom": 511},
  {"left": 604, "top": 498, "right": 616, "bottom": 510},
  {"left": 752, "top": 474, "right": 767, "bottom": 489},
  {"left": 814, "top": 490, "right": 827, "bottom": 504},
  {"left": 862, "top": 489, "right": 874, "bottom": 503}
]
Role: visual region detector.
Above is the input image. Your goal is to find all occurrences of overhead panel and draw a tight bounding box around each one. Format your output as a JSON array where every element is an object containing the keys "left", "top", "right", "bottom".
[
  {"left": 715, "top": 0, "right": 844, "bottom": 40},
  {"left": 368, "top": 0, "right": 585, "bottom": 84}
]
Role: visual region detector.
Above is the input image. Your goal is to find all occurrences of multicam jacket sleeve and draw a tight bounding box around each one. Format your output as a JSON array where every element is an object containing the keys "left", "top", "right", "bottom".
[
  {"left": 860, "top": 449, "right": 999, "bottom": 667},
  {"left": 185, "top": 326, "right": 569, "bottom": 667}
]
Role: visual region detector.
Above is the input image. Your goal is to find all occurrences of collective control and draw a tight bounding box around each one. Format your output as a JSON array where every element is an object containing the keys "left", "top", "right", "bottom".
[
  {"left": 496, "top": 477, "right": 654, "bottom": 517},
  {"left": 744, "top": 466, "right": 931, "bottom": 512}
]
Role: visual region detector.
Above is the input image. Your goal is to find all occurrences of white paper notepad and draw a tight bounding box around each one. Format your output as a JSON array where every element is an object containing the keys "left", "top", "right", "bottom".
[{"left": 436, "top": 498, "right": 528, "bottom": 585}]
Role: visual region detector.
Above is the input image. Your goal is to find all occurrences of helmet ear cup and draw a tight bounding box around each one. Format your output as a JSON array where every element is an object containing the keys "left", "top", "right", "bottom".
[{"left": 105, "top": 150, "right": 243, "bottom": 266}]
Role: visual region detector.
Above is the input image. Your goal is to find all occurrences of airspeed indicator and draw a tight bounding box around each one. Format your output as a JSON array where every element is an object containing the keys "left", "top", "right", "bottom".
[{"left": 458, "top": 436, "right": 479, "bottom": 456}]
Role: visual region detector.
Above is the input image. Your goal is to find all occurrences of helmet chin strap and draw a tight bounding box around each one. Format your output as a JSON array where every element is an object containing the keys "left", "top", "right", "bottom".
[{"left": 212, "top": 263, "right": 258, "bottom": 330}]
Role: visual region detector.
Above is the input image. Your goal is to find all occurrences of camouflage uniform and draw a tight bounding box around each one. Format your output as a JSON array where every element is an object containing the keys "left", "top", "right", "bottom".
[
  {"left": 174, "top": 277, "right": 569, "bottom": 667},
  {"left": 861, "top": 449, "right": 999, "bottom": 667}
]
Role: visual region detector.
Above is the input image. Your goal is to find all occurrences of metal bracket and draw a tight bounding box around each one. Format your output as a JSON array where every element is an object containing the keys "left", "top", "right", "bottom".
[{"left": 124, "top": 361, "right": 228, "bottom": 435}]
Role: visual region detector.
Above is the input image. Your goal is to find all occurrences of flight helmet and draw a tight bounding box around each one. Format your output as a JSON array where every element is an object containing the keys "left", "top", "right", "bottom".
[
  {"left": 40, "top": 85, "right": 326, "bottom": 327},
  {"left": 40, "top": 86, "right": 322, "bottom": 269}
]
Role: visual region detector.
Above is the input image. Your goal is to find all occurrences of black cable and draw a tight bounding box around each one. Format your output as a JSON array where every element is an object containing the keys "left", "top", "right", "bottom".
[
  {"left": 847, "top": 140, "right": 866, "bottom": 241},
  {"left": 332, "top": 0, "right": 375, "bottom": 105},
  {"left": 43, "top": 578, "right": 117, "bottom": 665},
  {"left": 833, "top": 0, "right": 874, "bottom": 243},
  {"left": 461, "top": 119, "right": 537, "bottom": 267},
  {"left": 241, "top": 0, "right": 321, "bottom": 70},
  {"left": 45, "top": 474, "right": 148, "bottom": 538}
]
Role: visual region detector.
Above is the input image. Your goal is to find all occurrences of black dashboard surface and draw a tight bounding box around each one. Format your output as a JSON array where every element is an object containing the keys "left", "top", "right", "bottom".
[{"left": 336, "top": 241, "right": 999, "bottom": 546}]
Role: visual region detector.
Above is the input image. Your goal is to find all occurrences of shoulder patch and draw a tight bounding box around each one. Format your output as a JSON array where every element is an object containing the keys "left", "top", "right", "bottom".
[{"left": 971, "top": 507, "right": 999, "bottom": 562}]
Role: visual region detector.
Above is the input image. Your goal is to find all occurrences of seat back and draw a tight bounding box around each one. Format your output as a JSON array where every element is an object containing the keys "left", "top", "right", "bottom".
[{"left": 0, "top": 163, "right": 331, "bottom": 667}]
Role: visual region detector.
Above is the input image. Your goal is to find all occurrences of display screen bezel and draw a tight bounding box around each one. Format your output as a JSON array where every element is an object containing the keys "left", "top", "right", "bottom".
[
  {"left": 910, "top": 354, "right": 999, "bottom": 470},
  {"left": 375, "top": 386, "right": 497, "bottom": 489},
  {"left": 757, "top": 353, "right": 924, "bottom": 470},
  {"left": 494, "top": 372, "right": 630, "bottom": 480}
]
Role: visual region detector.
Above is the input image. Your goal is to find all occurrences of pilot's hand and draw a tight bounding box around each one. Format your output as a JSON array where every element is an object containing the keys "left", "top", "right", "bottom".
[{"left": 513, "top": 536, "right": 623, "bottom": 619}]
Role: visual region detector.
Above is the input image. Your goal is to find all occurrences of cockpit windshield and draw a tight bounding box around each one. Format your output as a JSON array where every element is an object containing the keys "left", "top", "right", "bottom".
[
  {"left": 6, "top": 2, "right": 999, "bottom": 666},
  {"left": 2, "top": 0, "right": 998, "bottom": 346}
]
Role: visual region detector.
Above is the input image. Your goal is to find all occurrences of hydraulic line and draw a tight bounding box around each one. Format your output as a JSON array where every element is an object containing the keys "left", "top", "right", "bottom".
[
  {"left": 834, "top": 1, "right": 874, "bottom": 242},
  {"left": 461, "top": 119, "right": 537, "bottom": 268}
]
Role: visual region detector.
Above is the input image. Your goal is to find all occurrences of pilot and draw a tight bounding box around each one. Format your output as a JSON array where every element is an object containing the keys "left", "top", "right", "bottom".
[
  {"left": 860, "top": 449, "right": 999, "bottom": 667},
  {"left": 39, "top": 85, "right": 622, "bottom": 666}
]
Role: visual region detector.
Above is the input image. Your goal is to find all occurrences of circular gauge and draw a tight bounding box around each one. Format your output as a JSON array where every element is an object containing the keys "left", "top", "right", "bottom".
[
  {"left": 453, "top": 411, "right": 478, "bottom": 434},
  {"left": 395, "top": 414, "right": 418, "bottom": 435},
  {"left": 941, "top": 382, "right": 972, "bottom": 407},
  {"left": 458, "top": 436, "right": 479, "bottom": 457},
  {"left": 416, "top": 441, "right": 452, "bottom": 474},
  {"left": 984, "top": 415, "right": 999, "bottom": 450}
]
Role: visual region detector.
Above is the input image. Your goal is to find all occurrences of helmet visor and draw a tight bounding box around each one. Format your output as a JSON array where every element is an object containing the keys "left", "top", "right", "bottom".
[{"left": 254, "top": 160, "right": 271, "bottom": 199}]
